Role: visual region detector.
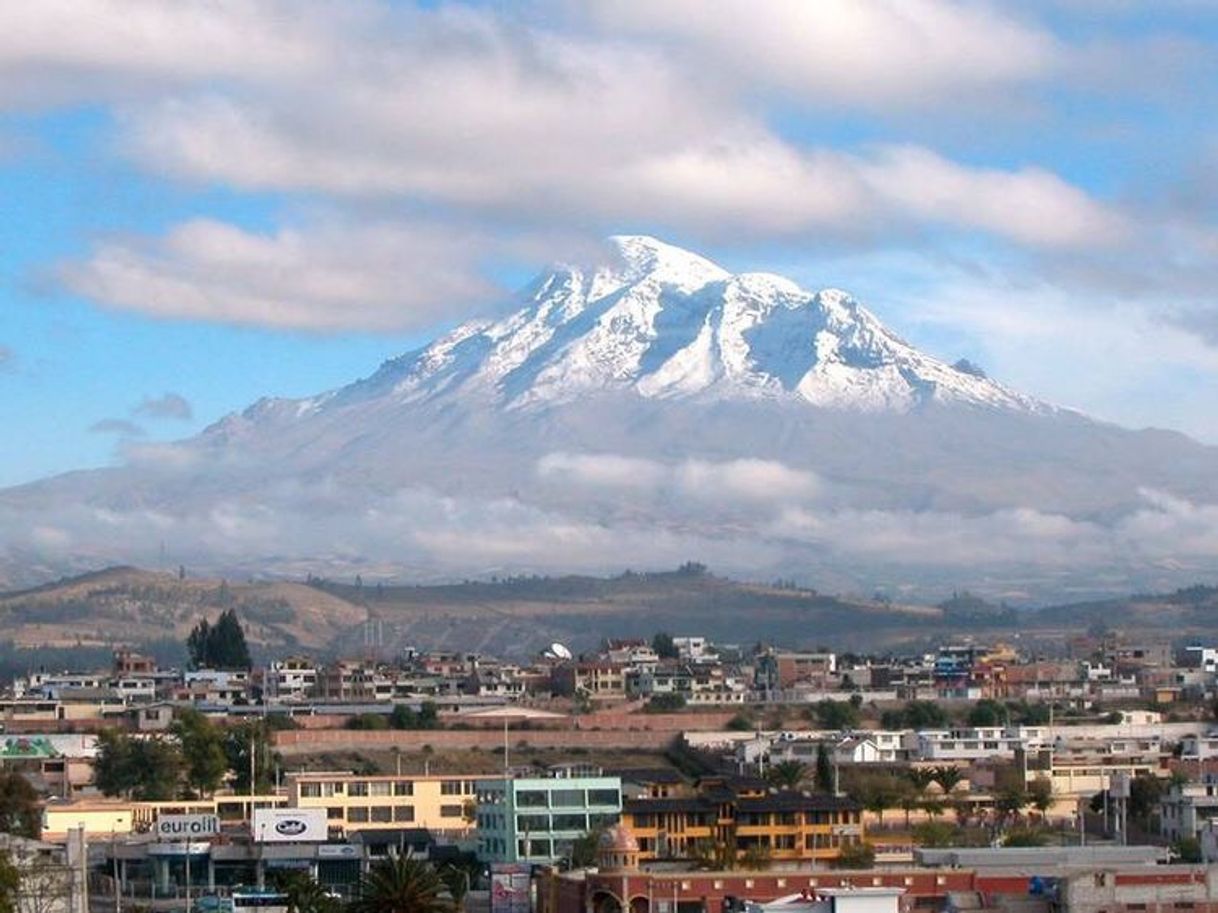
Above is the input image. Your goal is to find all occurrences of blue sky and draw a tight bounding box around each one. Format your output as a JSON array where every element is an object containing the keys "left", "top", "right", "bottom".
[{"left": 3, "top": 1, "right": 1218, "bottom": 487}]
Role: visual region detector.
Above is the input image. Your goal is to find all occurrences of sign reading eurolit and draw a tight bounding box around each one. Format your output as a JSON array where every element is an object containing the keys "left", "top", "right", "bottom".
[
  {"left": 156, "top": 814, "right": 220, "bottom": 839},
  {"left": 252, "top": 808, "right": 327, "bottom": 843}
]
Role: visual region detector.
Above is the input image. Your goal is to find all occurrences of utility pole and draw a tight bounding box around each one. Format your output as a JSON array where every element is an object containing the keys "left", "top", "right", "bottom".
[{"left": 112, "top": 821, "right": 122, "bottom": 913}]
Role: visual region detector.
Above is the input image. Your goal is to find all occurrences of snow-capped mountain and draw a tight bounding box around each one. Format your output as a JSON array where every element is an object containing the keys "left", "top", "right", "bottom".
[
  {"left": 252, "top": 236, "right": 1044, "bottom": 423},
  {"left": 4, "top": 236, "right": 1218, "bottom": 600}
]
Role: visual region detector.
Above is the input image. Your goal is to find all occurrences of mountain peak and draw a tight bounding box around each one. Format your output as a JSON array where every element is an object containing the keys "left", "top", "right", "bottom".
[
  {"left": 350, "top": 234, "right": 1051, "bottom": 417},
  {"left": 605, "top": 234, "right": 730, "bottom": 291}
]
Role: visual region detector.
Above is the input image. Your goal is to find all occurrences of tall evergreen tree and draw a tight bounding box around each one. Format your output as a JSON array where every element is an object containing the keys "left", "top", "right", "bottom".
[
  {"left": 187, "top": 609, "right": 251, "bottom": 669},
  {"left": 814, "top": 742, "right": 834, "bottom": 794}
]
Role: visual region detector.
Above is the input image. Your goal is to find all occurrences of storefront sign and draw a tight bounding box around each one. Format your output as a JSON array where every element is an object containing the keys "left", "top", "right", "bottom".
[
  {"left": 156, "top": 815, "right": 220, "bottom": 839},
  {"left": 252, "top": 808, "right": 327, "bottom": 843}
]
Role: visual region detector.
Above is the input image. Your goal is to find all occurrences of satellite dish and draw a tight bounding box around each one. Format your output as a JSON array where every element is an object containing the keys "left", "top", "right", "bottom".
[{"left": 551, "top": 643, "right": 573, "bottom": 660}]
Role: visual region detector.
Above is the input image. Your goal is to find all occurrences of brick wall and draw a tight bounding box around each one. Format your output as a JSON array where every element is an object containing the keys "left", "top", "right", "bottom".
[{"left": 272, "top": 727, "right": 679, "bottom": 755}]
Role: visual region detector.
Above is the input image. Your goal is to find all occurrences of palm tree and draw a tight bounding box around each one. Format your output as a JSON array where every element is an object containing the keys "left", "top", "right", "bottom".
[
  {"left": 767, "top": 760, "right": 807, "bottom": 789},
  {"left": 931, "top": 766, "right": 964, "bottom": 794},
  {"left": 906, "top": 768, "right": 936, "bottom": 794},
  {"left": 350, "top": 856, "right": 454, "bottom": 913},
  {"left": 270, "top": 870, "right": 340, "bottom": 913}
]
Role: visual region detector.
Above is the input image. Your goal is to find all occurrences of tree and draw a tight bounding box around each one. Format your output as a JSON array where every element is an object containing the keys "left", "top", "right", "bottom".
[
  {"left": 833, "top": 842, "right": 875, "bottom": 870},
  {"left": 1129, "top": 774, "right": 1163, "bottom": 825},
  {"left": 226, "top": 721, "right": 274, "bottom": 794},
  {"left": 570, "top": 829, "right": 603, "bottom": 868},
  {"left": 1027, "top": 778, "right": 1054, "bottom": 819},
  {"left": 12, "top": 853, "right": 72, "bottom": 913},
  {"left": 815, "top": 743, "right": 834, "bottom": 794},
  {"left": 171, "top": 709, "right": 228, "bottom": 797},
  {"left": 741, "top": 843, "right": 772, "bottom": 871},
  {"left": 903, "top": 701, "right": 949, "bottom": 728},
  {"left": 967, "top": 700, "right": 1005, "bottom": 727},
  {"left": 1002, "top": 828, "right": 1048, "bottom": 847},
  {"left": 645, "top": 693, "right": 687, "bottom": 713},
  {"left": 94, "top": 730, "right": 183, "bottom": 800},
  {"left": 859, "top": 780, "right": 898, "bottom": 825},
  {"left": 390, "top": 702, "right": 440, "bottom": 730},
  {"left": 187, "top": 609, "right": 251, "bottom": 670},
  {"left": 725, "top": 713, "right": 754, "bottom": 732},
  {"left": 814, "top": 700, "right": 859, "bottom": 730},
  {"left": 906, "top": 768, "right": 936, "bottom": 795},
  {"left": 931, "top": 766, "right": 964, "bottom": 794},
  {"left": 349, "top": 856, "right": 453, "bottom": 913},
  {"left": 94, "top": 728, "right": 138, "bottom": 797},
  {"left": 0, "top": 770, "right": 41, "bottom": 837},
  {"left": 0, "top": 852, "right": 18, "bottom": 913},
  {"left": 439, "top": 863, "right": 478, "bottom": 907},
  {"left": 911, "top": 820, "right": 956, "bottom": 848},
  {"left": 1172, "top": 836, "right": 1203, "bottom": 863},
  {"left": 270, "top": 869, "right": 341, "bottom": 913},
  {"left": 993, "top": 785, "right": 1028, "bottom": 828},
  {"left": 651, "top": 632, "right": 678, "bottom": 660},
  {"left": 767, "top": 761, "right": 806, "bottom": 789}
]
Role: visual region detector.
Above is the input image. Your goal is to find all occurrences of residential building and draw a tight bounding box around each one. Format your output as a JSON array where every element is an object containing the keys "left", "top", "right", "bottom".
[
  {"left": 1161, "top": 775, "right": 1218, "bottom": 842},
  {"left": 620, "top": 776, "right": 864, "bottom": 864},
  {"left": 475, "top": 774, "right": 622, "bottom": 865},
  {"left": 285, "top": 772, "right": 479, "bottom": 837}
]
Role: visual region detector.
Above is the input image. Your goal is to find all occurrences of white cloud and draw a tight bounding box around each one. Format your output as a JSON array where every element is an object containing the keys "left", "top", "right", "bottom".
[
  {"left": 134, "top": 392, "right": 192, "bottom": 421},
  {"left": 536, "top": 452, "right": 821, "bottom": 506},
  {"left": 580, "top": 0, "right": 1059, "bottom": 108},
  {"left": 856, "top": 146, "right": 1129, "bottom": 248},
  {"left": 62, "top": 218, "right": 498, "bottom": 332}
]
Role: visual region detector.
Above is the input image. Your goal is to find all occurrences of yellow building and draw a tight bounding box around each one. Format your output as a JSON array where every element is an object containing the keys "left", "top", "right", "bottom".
[
  {"left": 621, "top": 778, "right": 864, "bottom": 864},
  {"left": 285, "top": 772, "right": 484, "bottom": 837},
  {"left": 41, "top": 794, "right": 287, "bottom": 841}
]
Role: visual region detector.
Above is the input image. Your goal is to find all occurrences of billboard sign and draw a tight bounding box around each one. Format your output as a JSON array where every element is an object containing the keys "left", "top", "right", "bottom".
[
  {"left": 490, "top": 863, "right": 531, "bottom": 913},
  {"left": 252, "top": 808, "right": 328, "bottom": 843},
  {"left": 156, "top": 814, "right": 220, "bottom": 840}
]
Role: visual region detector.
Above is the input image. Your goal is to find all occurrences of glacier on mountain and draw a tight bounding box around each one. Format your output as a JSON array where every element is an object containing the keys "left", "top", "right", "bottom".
[{"left": 333, "top": 235, "right": 1046, "bottom": 416}]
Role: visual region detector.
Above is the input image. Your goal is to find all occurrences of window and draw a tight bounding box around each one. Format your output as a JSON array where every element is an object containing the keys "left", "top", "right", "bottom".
[
  {"left": 442, "top": 781, "right": 464, "bottom": 795},
  {"left": 517, "top": 790, "right": 548, "bottom": 808},
  {"left": 775, "top": 835, "right": 795, "bottom": 850},
  {"left": 327, "top": 808, "right": 343, "bottom": 820},
  {"left": 371, "top": 807, "right": 392, "bottom": 823},
  {"left": 441, "top": 805, "right": 464, "bottom": 818},
  {"left": 588, "top": 789, "right": 619, "bottom": 807},
  {"left": 552, "top": 813, "right": 587, "bottom": 831},
  {"left": 348, "top": 808, "right": 369, "bottom": 823},
  {"left": 528, "top": 838, "right": 551, "bottom": 858},
  {"left": 301, "top": 783, "right": 322, "bottom": 798},
  {"left": 517, "top": 814, "right": 550, "bottom": 832},
  {"left": 395, "top": 807, "right": 415, "bottom": 822},
  {"left": 394, "top": 781, "right": 413, "bottom": 796},
  {"left": 551, "top": 789, "right": 584, "bottom": 807},
  {"left": 349, "top": 782, "right": 369, "bottom": 797},
  {"left": 370, "top": 782, "right": 392, "bottom": 797}
]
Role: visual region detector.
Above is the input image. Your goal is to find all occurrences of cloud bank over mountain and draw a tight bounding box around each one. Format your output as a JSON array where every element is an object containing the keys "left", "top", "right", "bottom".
[{"left": 4, "top": 237, "right": 1218, "bottom": 601}]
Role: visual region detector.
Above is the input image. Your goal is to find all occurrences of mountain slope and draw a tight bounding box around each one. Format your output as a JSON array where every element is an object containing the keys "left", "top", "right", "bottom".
[
  {"left": 2, "top": 236, "right": 1218, "bottom": 600},
  {"left": 228, "top": 235, "right": 1046, "bottom": 422}
]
